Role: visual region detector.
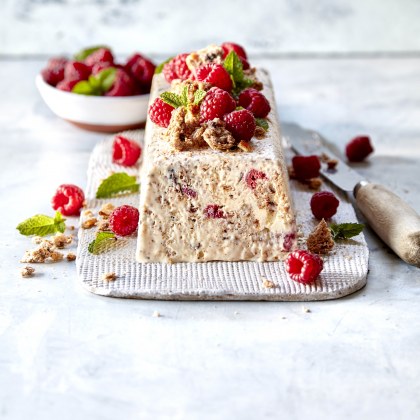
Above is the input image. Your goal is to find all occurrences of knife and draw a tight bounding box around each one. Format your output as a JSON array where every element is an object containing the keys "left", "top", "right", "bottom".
[{"left": 283, "top": 123, "right": 420, "bottom": 268}]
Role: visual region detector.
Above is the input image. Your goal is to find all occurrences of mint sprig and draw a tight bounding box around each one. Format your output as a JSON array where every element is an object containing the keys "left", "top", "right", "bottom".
[
  {"left": 88, "top": 232, "right": 116, "bottom": 255},
  {"left": 155, "top": 57, "right": 173, "bottom": 75},
  {"left": 74, "top": 45, "right": 109, "bottom": 61},
  {"left": 96, "top": 172, "right": 139, "bottom": 199},
  {"left": 255, "top": 118, "right": 269, "bottom": 131},
  {"left": 160, "top": 86, "right": 206, "bottom": 108},
  {"left": 223, "top": 51, "right": 254, "bottom": 95},
  {"left": 16, "top": 211, "right": 66, "bottom": 237},
  {"left": 72, "top": 68, "right": 117, "bottom": 96},
  {"left": 330, "top": 223, "right": 364, "bottom": 241}
]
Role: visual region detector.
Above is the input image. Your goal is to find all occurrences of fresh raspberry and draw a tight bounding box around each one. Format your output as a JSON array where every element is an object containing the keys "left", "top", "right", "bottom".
[
  {"left": 285, "top": 250, "right": 323, "bottom": 284},
  {"left": 41, "top": 57, "right": 67, "bottom": 86},
  {"left": 200, "top": 87, "right": 236, "bottom": 122},
  {"left": 221, "top": 42, "right": 248, "bottom": 59},
  {"left": 239, "top": 56, "right": 250, "bottom": 70},
  {"left": 125, "top": 53, "right": 155, "bottom": 91},
  {"left": 162, "top": 59, "right": 178, "bottom": 83},
  {"left": 91, "top": 62, "right": 113, "bottom": 75},
  {"left": 345, "top": 136, "right": 374, "bottom": 162},
  {"left": 203, "top": 204, "right": 225, "bottom": 219},
  {"left": 64, "top": 61, "right": 91, "bottom": 82},
  {"left": 310, "top": 191, "right": 340, "bottom": 220},
  {"left": 51, "top": 184, "right": 85, "bottom": 216},
  {"left": 105, "top": 69, "right": 136, "bottom": 96},
  {"left": 56, "top": 79, "right": 79, "bottom": 92},
  {"left": 196, "top": 63, "right": 232, "bottom": 92},
  {"left": 85, "top": 48, "right": 114, "bottom": 67},
  {"left": 112, "top": 135, "right": 142, "bottom": 166},
  {"left": 292, "top": 155, "right": 321, "bottom": 180},
  {"left": 173, "top": 53, "right": 192, "bottom": 81},
  {"left": 238, "top": 88, "right": 271, "bottom": 118},
  {"left": 109, "top": 205, "right": 139, "bottom": 236},
  {"left": 223, "top": 109, "right": 256, "bottom": 141},
  {"left": 181, "top": 186, "right": 197, "bottom": 198},
  {"left": 245, "top": 169, "right": 268, "bottom": 189},
  {"left": 148, "top": 98, "right": 174, "bottom": 127}
]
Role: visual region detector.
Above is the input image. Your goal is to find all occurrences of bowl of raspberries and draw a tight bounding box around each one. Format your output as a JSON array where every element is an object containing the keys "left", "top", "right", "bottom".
[{"left": 36, "top": 46, "right": 155, "bottom": 132}]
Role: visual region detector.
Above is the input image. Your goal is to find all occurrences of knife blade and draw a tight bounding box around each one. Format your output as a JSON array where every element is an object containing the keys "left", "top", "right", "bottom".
[{"left": 282, "top": 122, "right": 420, "bottom": 267}]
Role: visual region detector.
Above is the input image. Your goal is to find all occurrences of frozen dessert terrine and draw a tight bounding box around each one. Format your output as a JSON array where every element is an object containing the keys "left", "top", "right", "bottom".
[{"left": 136, "top": 47, "right": 296, "bottom": 262}]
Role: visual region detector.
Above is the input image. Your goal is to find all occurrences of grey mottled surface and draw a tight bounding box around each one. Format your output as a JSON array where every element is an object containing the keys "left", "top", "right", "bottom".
[
  {"left": 1, "top": 0, "right": 420, "bottom": 55},
  {"left": 0, "top": 58, "right": 419, "bottom": 419}
]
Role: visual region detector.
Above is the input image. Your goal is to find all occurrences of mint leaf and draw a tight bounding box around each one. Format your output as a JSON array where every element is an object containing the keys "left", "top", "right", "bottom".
[
  {"left": 160, "top": 91, "right": 185, "bottom": 108},
  {"left": 96, "top": 172, "right": 139, "bottom": 199},
  {"left": 224, "top": 51, "right": 244, "bottom": 84},
  {"left": 180, "top": 86, "right": 189, "bottom": 106},
  {"left": 155, "top": 57, "right": 173, "bottom": 75},
  {"left": 72, "top": 80, "right": 97, "bottom": 96},
  {"left": 330, "top": 223, "right": 364, "bottom": 241},
  {"left": 193, "top": 89, "right": 206, "bottom": 105},
  {"left": 16, "top": 211, "right": 66, "bottom": 236},
  {"left": 88, "top": 232, "right": 116, "bottom": 255},
  {"left": 74, "top": 45, "right": 108, "bottom": 61},
  {"left": 96, "top": 67, "right": 117, "bottom": 92},
  {"left": 255, "top": 118, "right": 269, "bottom": 131}
]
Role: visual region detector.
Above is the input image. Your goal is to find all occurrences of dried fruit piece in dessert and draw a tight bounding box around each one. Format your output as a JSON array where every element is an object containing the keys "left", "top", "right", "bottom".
[{"left": 136, "top": 69, "right": 296, "bottom": 262}]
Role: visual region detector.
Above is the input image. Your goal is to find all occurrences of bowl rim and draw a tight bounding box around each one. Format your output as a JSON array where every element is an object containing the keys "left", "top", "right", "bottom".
[{"left": 35, "top": 73, "right": 150, "bottom": 101}]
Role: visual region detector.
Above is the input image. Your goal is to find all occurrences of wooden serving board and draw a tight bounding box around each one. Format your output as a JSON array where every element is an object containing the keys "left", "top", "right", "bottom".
[{"left": 76, "top": 124, "right": 369, "bottom": 301}]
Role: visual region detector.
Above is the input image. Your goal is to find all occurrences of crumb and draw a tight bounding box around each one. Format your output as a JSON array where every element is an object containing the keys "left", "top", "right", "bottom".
[
  {"left": 152, "top": 311, "right": 161, "bottom": 318},
  {"left": 302, "top": 306, "right": 311, "bottom": 313},
  {"left": 52, "top": 232, "right": 72, "bottom": 248},
  {"left": 327, "top": 159, "right": 338, "bottom": 170},
  {"left": 307, "top": 219, "right": 335, "bottom": 254},
  {"left": 98, "top": 203, "right": 115, "bottom": 219},
  {"left": 20, "top": 239, "right": 62, "bottom": 263},
  {"left": 320, "top": 152, "right": 338, "bottom": 170},
  {"left": 83, "top": 209, "right": 94, "bottom": 217},
  {"left": 304, "top": 177, "right": 322, "bottom": 190},
  {"left": 66, "top": 252, "right": 76, "bottom": 262},
  {"left": 67, "top": 225, "right": 75, "bottom": 231},
  {"left": 262, "top": 278, "right": 275, "bottom": 288},
  {"left": 202, "top": 118, "right": 239, "bottom": 151},
  {"left": 237, "top": 140, "right": 253, "bottom": 152},
  {"left": 21, "top": 266, "right": 35, "bottom": 277},
  {"left": 287, "top": 165, "right": 296, "bottom": 179},
  {"left": 102, "top": 272, "right": 117, "bottom": 282},
  {"left": 254, "top": 126, "right": 266, "bottom": 139},
  {"left": 81, "top": 217, "right": 97, "bottom": 229},
  {"left": 32, "top": 236, "right": 44, "bottom": 244},
  {"left": 96, "top": 219, "right": 110, "bottom": 232}
]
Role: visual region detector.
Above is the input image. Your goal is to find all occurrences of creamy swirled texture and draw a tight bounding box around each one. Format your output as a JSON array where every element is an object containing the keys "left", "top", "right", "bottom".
[{"left": 136, "top": 70, "right": 297, "bottom": 263}]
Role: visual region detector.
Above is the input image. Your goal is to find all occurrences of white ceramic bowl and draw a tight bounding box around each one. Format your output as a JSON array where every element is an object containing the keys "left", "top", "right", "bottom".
[{"left": 36, "top": 74, "right": 150, "bottom": 132}]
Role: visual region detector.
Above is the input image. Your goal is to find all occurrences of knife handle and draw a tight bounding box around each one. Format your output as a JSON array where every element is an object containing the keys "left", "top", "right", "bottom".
[{"left": 355, "top": 182, "right": 420, "bottom": 267}]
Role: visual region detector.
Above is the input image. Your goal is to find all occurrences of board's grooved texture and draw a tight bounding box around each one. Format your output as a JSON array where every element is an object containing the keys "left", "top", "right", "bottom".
[{"left": 76, "top": 126, "right": 369, "bottom": 301}]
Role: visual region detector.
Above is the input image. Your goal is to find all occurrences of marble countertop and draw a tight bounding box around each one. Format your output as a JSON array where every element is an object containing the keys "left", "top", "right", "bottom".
[{"left": 0, "top": 57, "right": 419, "bottom": 420}]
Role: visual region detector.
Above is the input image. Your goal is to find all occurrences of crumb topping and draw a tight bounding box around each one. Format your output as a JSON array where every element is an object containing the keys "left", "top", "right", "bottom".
[
  {"left": 202, "top": 118, "right": 239, "bottom": 150},
  {"left": 21, "top": 238, "right": 64, "bottom": 263},
  {"left": 262, "top": 278, "right": 275, "bottom": 288},
  {"left": 306, "top": 219, "right": 335, "bottom": 254},
  {"left": 21, "top": 266, "right": 35, "bottom": 277},
  {"left": 186, "top": 44, "right": 224, "bottom": 73},
  {"left": 102, "top": 272, "right": 117, "bottom": 282}
]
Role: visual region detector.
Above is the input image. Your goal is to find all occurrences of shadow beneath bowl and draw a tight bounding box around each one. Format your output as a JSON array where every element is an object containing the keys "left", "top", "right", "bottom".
[{"left": 66, "top": 119, "right": 146, "bottom": 133}]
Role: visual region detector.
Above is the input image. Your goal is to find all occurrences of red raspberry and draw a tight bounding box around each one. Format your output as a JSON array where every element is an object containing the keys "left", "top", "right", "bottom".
[
  {"left": 105, "top": 69, "right": 136, "bottom": 96},
  {"left": 125, "top": 53, "right": 155, "bottom": 91},
  {"left": 51, "top": 184, "right": 85, "bottom": 216},
  {"left": 85, "top": 48, "right": 114, "bottom": 67},
  {"left": 221, "top": 42, "right": 248, "bottom": 59},
  {"left": 148, "top": 98, "right": 174, "bottom": 127},
  {"left": 292, "top": 155, "right": 321, "bottom": 180},
  {"left": 109, "top": 205, "right": 139, "bottom": 236},
  {"left": 285, "top": 250, "right": 323, "bottom": 284},
  {"left": 203, "top": 204, "right": 225, "bottom": 219},
  {"left": 239, "top": 56, "right": 250, "bottom": 70},
  {"left": 200, "top": 87, "right": 236, "bottom": 121},
  {"left": 345, "top": 136, "right": 374, "bottom": 162},
  {"left": 162, "top": 59, "right": 178, "bottom": 83},
  {"left": 238, "top": 88, "right": 271, "bottom": 118},
  {"left": 310, "top": 191, "right": 340, "bottom": 219},
  {"left": 223, "top": 109, "right": 256, "bottom": 141},
  {"left": 173, "top": 53, "right": 192, "bottom": 81},
  {"left": 56, "top": 79, "right": 79, "bottom": 92},
  {"left": 196, "top": 63, "right": 232, "bottom": 92},
  {"left": 112, "top": 135, "right": 142, "bottom": 166},
  {"left": 64, "top": 61, "right": 91, "bottom": 82},
  {"left": 41, "top": 57, "right": 67, "bottom": 86},
  {"left": 91, "top": 62, "right": 113, "bottom": 75},
  {"left": 245, "top": 169, "right": 268, "bottom": 189}
]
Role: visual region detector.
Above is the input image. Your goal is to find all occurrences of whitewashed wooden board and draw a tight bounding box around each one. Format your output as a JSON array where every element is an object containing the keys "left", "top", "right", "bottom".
[{"left": 76, "top": 124, "right": 369, "bottom": 301}]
